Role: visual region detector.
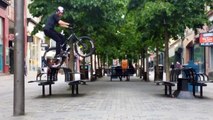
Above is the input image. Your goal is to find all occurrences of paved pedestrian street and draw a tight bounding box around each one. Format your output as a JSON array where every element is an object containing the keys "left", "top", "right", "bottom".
[{"left": 0, "top": 72, "right": 213, "bottom": 120}]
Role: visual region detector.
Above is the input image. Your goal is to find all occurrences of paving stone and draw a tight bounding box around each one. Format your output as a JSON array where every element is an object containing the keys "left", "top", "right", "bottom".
[{"left": 0, "top": 71, "right": 213, "bottom": 120}]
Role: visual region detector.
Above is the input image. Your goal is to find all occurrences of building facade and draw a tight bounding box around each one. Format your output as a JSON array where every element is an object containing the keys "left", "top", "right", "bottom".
[
  {"left": 26, "top": 0, "right": 45, "bottom": 72},
  {"left": 179, "top": 9, "right": 213, "bottom": 76},
  {"left": 0, "top": 0, "right": 28, "bottom": 74},
  {"left": 0, "top": 0, "right": 10, "bottom": 73}
]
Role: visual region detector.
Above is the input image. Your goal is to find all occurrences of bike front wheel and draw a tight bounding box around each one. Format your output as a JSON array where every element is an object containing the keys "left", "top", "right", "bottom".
[
  {"left": 74, "top": 36, "right": 95, "bottom": 57},
  {"left": 42, "top": 47, "right": 64, "bottom": 68}
]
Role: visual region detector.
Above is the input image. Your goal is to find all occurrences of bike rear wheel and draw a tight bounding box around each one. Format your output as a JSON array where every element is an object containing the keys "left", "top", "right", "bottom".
[
  {"left": 74, "top": 36, "right": 95, "bottom": 57},
  {"left": 42, "top": 47, "right": 64, "bottom": 68}
]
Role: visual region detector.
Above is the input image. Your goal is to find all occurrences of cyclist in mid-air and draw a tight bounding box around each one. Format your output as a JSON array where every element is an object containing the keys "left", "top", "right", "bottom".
[{"left": 43, "top": 6, "right": 70, "bottom": 58}]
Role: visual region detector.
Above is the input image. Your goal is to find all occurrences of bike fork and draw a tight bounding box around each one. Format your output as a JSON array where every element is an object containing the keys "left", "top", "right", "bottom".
[{"left": 78, "top": 40, "right": 86, "bottom": 49}]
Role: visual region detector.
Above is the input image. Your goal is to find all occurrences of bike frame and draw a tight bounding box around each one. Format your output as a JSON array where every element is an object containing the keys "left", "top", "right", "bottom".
[{"left": 61, "top": 28, "right": 79, "bottom": 50}]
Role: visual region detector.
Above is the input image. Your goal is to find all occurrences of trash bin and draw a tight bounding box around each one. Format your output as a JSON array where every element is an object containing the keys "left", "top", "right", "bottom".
[
  {"left": 96, "top": 68, "right": 102, "bottom": 77},
  {"left": 80, "top": 65, "right": 89, "bottom": 79},
  {"left": 139, "top": 67, "right": 144, "bottom": 78},
  {"left": 143, "top": 72, "right": 147, "bottom": 81},
  {"left": 110, "top": 67, "right": 117, "bottom": 79},
  {"left": 110, "top": 66, "right": 122, "bottom": 79},
  {"left": 154, "top": 65, "right": 164, "bottom": 81},
  {"left": 183, "top": 60, "right": 199, "bottom": 92}
]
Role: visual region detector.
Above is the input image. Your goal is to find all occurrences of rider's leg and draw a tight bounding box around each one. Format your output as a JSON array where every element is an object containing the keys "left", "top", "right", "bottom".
[
  {"left": 57, "top": 33, "right": 66, "bottom": 51},
  {"left": 44, "top": 29, "right": 63, "bottom": 56}
]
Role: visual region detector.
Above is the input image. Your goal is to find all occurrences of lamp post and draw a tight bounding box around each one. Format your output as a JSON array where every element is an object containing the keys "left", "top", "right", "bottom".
[{"left": 13, "top": 0, "right": 25, "bottom": 116}]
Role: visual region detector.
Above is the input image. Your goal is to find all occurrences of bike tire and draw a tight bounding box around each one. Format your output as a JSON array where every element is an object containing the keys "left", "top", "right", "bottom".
[
  {"left": 42, "top": 47, "right": 64, "bottom": 68},
  {"left": 74, "top": 36, "right": 95, "bottom": 57}
]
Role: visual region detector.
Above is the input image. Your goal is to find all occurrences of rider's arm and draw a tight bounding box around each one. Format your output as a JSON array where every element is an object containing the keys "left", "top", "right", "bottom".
[{"left": 58, "top": 20, "right": 70, "bottom": 28}]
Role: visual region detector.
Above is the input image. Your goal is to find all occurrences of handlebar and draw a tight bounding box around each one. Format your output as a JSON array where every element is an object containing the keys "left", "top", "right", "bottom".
[
  {"left": 68, "top": 24, "right": 76, "bottom": 30},
  {"left": 68, "top": 26, "right": 73, "bottom": 30}
]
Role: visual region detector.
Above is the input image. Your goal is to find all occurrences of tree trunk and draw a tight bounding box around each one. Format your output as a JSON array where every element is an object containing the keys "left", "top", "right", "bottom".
[
  {"left": 143, "top": 56, "right": 146, "bottom": 80},
  {"left": 94, "top": 54, "right": 97, "bottom": 79},
  {"left": 164, "top": 29, "right": 170, "bottom": 81},
  {"left": 155, "top": 47, "right": 159, "bottom": 81},
  {"left": 68, "top": 43, "right": 75, "bottom": 72},
  {"left": 140, "top": 51, "right": 143, "bottom": 78},
  {"left": 82, "top": 57, "right": 86, "bottom": 79},
  {"left": 90, "top": 55, "right": 93, "bottom": 81},
  {"left": 97, "top": 55, "right": 100, "bottom": 77},
  {"left": 145, "top": 48, "right": 149, "bottom": 81}
]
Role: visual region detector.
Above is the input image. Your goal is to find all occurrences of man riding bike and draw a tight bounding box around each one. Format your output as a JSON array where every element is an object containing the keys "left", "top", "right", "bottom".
[{"left": 43, "top": 6, "right": 70, "bottom": 58}]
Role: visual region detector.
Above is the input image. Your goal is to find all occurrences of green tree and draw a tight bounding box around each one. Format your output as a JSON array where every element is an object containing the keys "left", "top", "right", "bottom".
[
  {"left": 28, "top": 0, "right": 130, "bottom": 70},
  {"left": 128, "top": 0, "right": 213, "bottom": 80}
]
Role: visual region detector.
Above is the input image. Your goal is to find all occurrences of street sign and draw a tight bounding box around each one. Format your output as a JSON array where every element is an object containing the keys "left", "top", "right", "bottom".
[
  {"left": 41, "top": 43, "right": 49, "bottom": 47},
  {"left": 199, "top": 32, "right": 213, "bottom": 46}
]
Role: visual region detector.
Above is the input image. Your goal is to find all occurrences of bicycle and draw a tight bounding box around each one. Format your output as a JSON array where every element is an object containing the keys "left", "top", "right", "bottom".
[{"left": 42, "top": 27, "right": 95, "bottom": 68}]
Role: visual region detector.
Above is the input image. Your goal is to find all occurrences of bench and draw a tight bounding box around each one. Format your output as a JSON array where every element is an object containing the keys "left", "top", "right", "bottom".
[
  {"left": 63, "top": 68, "right": 86, "bottom": 96},
  {"left": 186, "top": 69, "right": 208, "bottom": 97},
  {"left": 29, "top": 67, "right": 86, "bottom": 96},
  {"left": 163, "top": 82, "right": 175, "bottom": 96},
  {"left": 28, "top": 68, "right": 59, "bottom": 96},
  {"left": 161, "top": 68, "right": 210, "bottom": 98},
  {"left": 162, "top": 69, "right": 179, "bottom": 97},
  {"left": 174, "top": 68, "right": 208, "bottom": 98},
  {"left": 110, "top": 72, "right": 130, "bottom": 81},
  {"left": 196, "top": 73, "right": 213, "bottom": 83},
  {"left": 110, "top": 67, "right": 133, "bottom": 81}
]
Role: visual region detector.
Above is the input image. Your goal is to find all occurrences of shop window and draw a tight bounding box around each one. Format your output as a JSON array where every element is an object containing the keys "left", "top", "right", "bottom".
[{"left": 193, "top": 44, "right": 204, "bottom": 73}]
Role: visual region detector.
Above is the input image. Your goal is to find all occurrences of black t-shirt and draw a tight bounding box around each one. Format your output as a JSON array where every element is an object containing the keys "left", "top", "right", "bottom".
[{"left": 44, "top": 13, "right": 60, "bottom": 30}]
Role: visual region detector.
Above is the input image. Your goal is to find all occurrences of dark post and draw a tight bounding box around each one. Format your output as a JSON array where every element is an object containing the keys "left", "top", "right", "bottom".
[
  {"left": 13, "top": 0, "right": 25, "bottom": 116},
  {"left": 204, "top": 46, "right": 206, "bottom": 74}
]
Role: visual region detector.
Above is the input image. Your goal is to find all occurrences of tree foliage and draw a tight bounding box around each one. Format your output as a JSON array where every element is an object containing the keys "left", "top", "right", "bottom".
[
  {"left": 28, "top": 0, "right": 213, "bottom": 70},
  {"left": 29, "top": 0, "right": 137, "bottom": 66},
  {"left": 127, "top": 0, "right": 213, "bottom": 80}
]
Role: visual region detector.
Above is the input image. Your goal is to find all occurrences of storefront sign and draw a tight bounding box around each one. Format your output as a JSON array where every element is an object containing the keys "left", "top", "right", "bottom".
[
  {"left": 113, "top": 59, "right": 119, "bottom": 66},
  {"left": 199, "top": 32, "right": 213, "bottom": 46}
]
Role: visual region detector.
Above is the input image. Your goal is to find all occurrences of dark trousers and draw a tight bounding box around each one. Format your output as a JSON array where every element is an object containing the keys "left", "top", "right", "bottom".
[{"left": 44, "top": 29, "right": 66, "bottom": 55}]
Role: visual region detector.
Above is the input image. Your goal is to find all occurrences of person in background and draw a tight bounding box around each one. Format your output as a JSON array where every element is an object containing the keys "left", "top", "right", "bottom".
[
  {"left": 175, "top": 61, "right": 181, "bottom": 69},
  {"left": 128, "top": 62, "right": 135, "bottom": 75},
  {"left": 175, "top": 61, "right": 181, "bottom": 76},
  {"left": 170, "top": 62, "right": 175, "bottom": 70},
  {"left": 121, "top": 59, "right": 129, "bottom": 81},
  {"left": 121, "top": 59, "right": 128, "bottom": 73}
]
